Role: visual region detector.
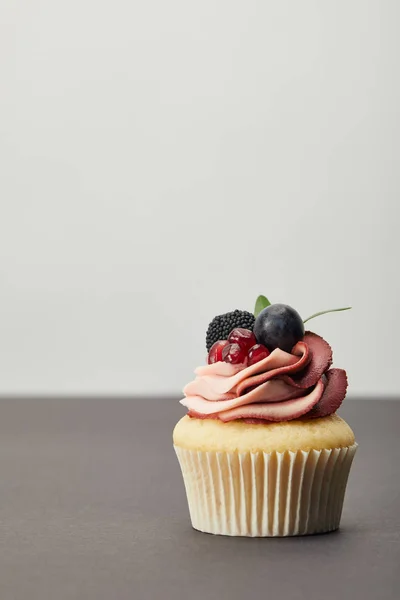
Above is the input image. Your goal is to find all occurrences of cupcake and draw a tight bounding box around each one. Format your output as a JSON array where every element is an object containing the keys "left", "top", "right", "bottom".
[{"left": 173, "top": 296, "right": 357, "bottom": 537}]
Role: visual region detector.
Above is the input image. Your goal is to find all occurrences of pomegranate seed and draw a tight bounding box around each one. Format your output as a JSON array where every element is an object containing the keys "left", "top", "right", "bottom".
[
  {"left": 228, "top": 328, "right": 257, "bottom": 353},
  {"left": 208, "top": 340, "right": 230, "bottom": 364},
  {"left": 222, "top": 343, "right": 247, "bottom": 365},
  {"left": 247, "top": 344, "right": 270, "bottom": 366}
]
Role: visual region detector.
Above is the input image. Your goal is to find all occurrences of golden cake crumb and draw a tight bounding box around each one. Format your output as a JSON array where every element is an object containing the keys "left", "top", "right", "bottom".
[{"left": 173, "top": 413, "right": 355, "bottom": 453}]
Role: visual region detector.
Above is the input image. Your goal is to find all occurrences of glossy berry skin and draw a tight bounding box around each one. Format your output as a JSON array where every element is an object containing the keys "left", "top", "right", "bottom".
[
  {"left": 228, "top": 328, "right": 257, "bottom": 353},
  {"left": 206, "top": 310, "right": 255, "bottom": 352},
  {"left": 222, "top": 343, "right": 247, "bottom": 364},
  {"left": 253, "top": 303, "right": 304, "bottom": 353},
  {"left": 208, "top": 340, "right": 229, "bottom": 364},
  {"left": 247, "top": 344, "right": 270, "bottom": 366}
]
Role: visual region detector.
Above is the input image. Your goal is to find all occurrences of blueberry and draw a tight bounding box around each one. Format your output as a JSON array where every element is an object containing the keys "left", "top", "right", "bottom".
[{"left": 253, "top": 304, "right": 304, "bottom": 353}]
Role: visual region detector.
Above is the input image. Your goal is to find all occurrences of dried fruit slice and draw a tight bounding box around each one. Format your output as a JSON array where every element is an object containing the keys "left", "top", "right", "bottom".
[
  {"left": 306, "top": 369, "right": 348, "bottom": 418},
  {"left": 282, "top": 331, "right": 332, "bottom": 389}
]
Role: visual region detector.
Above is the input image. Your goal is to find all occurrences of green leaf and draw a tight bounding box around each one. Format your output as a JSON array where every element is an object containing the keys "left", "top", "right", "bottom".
[
  {"left": 303, "top": 306, "right": 352, "bottom": 324},
  {"left": 254, "top": 294, "right": 271, "bottom": 317}
]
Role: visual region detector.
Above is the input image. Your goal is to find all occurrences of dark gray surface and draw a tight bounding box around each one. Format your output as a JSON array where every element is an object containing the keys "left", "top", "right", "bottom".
[{"left": 0, "top": 398, "right": 398, "bottom": 600}]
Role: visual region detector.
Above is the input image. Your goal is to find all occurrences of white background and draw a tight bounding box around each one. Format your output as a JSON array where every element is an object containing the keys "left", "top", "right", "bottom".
[{"left": 1, "top": 1, "right": 399, "bottom": 395}]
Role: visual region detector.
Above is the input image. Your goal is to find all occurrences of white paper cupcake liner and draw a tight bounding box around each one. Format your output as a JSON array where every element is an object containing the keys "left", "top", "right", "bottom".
[{"left": 174, "top": 443, "right": 357, "bottom": 537}]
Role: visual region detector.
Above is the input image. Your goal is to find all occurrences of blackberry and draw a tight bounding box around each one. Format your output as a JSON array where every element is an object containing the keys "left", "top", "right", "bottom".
[{"left": 206, "top": 310, "right": 255, "bottom": 351}]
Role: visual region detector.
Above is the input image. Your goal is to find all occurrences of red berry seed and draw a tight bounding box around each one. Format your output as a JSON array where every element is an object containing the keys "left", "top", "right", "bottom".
[
  {"left": 247, "top": 344, "right": 270, "bottom": 366},
  {"left": 208, "top": 340, "right": 230, "bottom": 364},
  {"left": 227, "top": 328, "right": 257, "bottom": 353},
  {"left": 222, "top": 342, "right": 247, "bottom": 365}
]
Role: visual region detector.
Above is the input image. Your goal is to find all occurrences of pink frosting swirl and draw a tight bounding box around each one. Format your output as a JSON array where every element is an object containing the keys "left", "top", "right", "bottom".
[{"left": 180, "top": 332, "right": 348, "bottom": 422}]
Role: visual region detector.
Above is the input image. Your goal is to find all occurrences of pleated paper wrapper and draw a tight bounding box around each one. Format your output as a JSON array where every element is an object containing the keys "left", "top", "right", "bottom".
[{"left": 174, "top": 444, "right": 357, "bottom": 537}]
